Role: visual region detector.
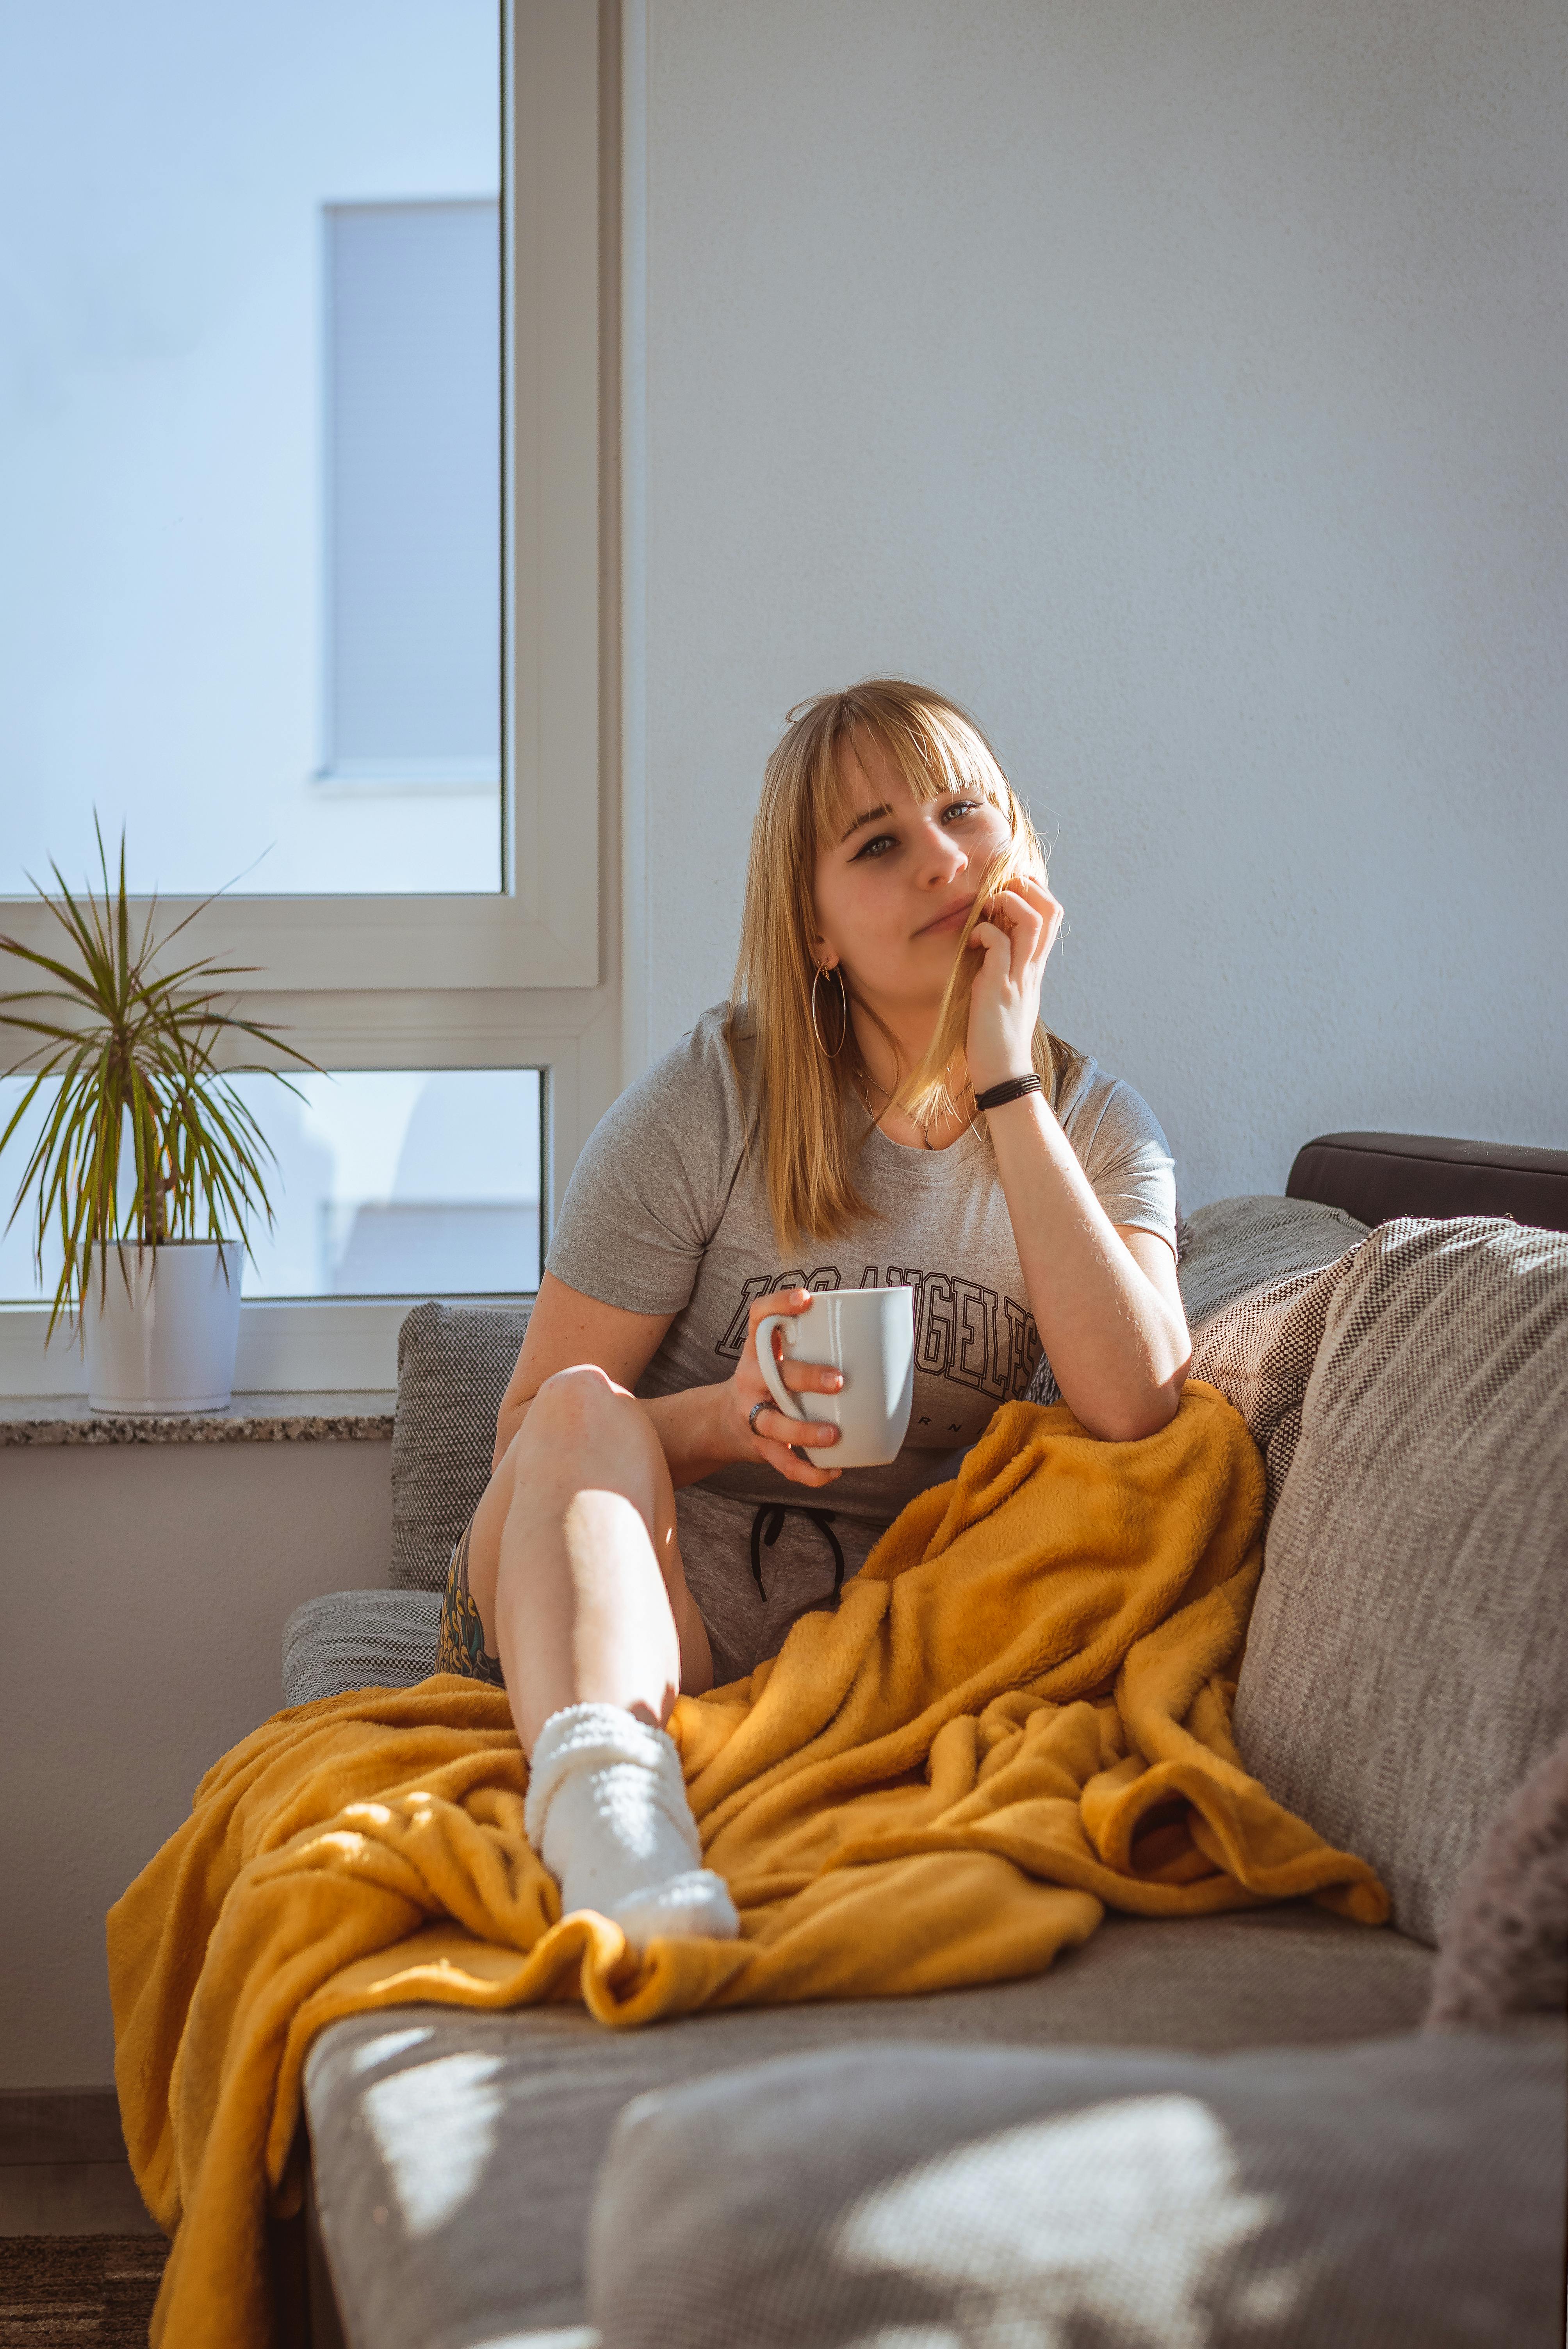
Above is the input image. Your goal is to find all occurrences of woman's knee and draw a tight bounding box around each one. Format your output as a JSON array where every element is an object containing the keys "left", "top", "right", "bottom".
[
  {"left": 504, "top": 1362, "right": 665, "bottom": 1507},
  {"left": 477, "top": 1369, "right": 625, "bottom": 1572},
  {"left": 528, "top": 1359, "right": 624, "bottom": 1428},
  {"left": 496, "top": 1363, "right": 618, "bottom": 1474}
]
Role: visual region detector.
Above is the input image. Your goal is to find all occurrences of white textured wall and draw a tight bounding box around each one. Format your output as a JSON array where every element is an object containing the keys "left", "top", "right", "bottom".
[
  {"left": 627, "top": 0, "right": 1568, "bottom": 1205},
  {"left": 0, "top": 1442, "right": 390, "bottom": 2089}
]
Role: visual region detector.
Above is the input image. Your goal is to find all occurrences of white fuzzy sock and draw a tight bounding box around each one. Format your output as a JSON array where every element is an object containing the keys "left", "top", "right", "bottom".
[{"left": 524, "top": 1703, "right": 739, "bottom": 1948}]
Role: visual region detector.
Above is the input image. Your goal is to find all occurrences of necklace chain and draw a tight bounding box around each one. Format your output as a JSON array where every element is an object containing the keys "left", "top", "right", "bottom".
[{"left": 854, "top": 1063, "right": 979, "bottom": 1150}]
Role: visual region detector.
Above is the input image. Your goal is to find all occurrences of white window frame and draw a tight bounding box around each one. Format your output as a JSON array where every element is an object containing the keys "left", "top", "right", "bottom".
[{"left": 0, "top": 0, "right": 619, "bottom": 1397}]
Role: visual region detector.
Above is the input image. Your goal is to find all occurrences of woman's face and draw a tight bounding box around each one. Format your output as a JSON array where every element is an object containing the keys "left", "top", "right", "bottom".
[{"left": 811, "top": 732, "right": 1016, "bottom": 1027}]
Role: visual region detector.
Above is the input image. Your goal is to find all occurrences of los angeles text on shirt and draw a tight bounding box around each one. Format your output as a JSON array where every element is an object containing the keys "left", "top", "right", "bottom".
[{"left": 713, "top": 1264, "right": 1043, "bottom": 1410}]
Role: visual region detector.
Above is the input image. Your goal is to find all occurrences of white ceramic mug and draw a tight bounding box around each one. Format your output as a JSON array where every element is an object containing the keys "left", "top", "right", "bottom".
[{"left": 754, "top": 1286, "right": 916, "bottom": 1469}]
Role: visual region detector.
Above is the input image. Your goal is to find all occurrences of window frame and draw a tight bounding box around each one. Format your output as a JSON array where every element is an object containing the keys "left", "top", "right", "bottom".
[
  {"left": 0, "top": 0, "right": 619, "bottom": 1395},
  {"left": 0, "top": 0, "right": 602, "bottom": 994}
]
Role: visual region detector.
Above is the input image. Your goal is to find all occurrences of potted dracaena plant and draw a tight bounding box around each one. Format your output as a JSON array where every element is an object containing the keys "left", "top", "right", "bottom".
[{"left": 0, "top": 822, "right": 316, "bottom": 1413}]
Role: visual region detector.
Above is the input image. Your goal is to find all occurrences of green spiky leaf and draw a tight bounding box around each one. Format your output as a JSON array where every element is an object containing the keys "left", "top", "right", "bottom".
[{"left": 0, "top": 819, "right": 320, "bottom": 1342}]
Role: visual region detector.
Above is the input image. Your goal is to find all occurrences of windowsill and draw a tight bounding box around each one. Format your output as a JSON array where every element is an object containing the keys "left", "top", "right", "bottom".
[{"left": 0, "top": 1391, "right": 395, "bottom": 1447}]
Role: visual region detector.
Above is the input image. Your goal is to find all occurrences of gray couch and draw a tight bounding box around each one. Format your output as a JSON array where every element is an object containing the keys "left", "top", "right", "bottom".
[{"left": 280, "top": 1134, "right": 1568, "bottom": 2349}]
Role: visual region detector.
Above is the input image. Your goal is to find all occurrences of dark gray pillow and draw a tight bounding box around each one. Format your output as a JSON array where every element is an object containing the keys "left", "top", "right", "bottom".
[
  {"left": 390, "top": 1301, "right": 531, "bottom": 1590},
  {"left": 1426, "top": 1726, "right": 1568, "bottom": 2030},
  {"left": 1235, "top": 1218, "right": 1568, "bottom": 1947},
  {"left": 586, "top": 2036, "right": 1568, "bottom": 2349}
]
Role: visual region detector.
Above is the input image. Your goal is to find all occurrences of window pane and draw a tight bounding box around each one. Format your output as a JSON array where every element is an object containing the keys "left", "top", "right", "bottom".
[
  {"left": 326, "top": 201, "right": 500, "bottom": 782},
  {"left": 0, "top": 1070, "right": 541, "bottom": 1302},
  {"left": 0, "top": 2, "right": 502, "bottom": 899}
]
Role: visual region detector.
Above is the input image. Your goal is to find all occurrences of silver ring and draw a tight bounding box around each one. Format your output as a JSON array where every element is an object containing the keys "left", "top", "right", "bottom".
[{"left": 748, "top": 1397, "right": 772, "bottom": 1436}]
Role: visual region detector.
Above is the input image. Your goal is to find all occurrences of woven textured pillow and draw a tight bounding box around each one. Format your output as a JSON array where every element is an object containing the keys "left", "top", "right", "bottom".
[
  {"left": 1425, "top": 1725, "right": 1568, "bottom": 2030},
  {"left": 391, "top": 1301, "right": 532, "bottom": 1590},
  {"left": 1234, "top": 1217, "right": 1568, "bottom": 1947}
]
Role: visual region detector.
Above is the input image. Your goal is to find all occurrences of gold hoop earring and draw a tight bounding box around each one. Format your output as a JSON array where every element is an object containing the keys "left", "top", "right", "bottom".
[{"left": 810, "top": 964, "right": 848, "bottom": 1057}]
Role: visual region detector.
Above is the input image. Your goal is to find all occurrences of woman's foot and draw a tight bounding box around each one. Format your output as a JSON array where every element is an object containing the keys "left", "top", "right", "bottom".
[{"left": 524, "top": 1702, "right": 739, "bottom": 1948}]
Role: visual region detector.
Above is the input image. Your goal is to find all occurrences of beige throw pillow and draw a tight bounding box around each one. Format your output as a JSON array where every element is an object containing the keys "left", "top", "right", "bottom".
[
  {"left": 1425, "top": 1725, "right": 1568, "bottom": 2028},
  {"left": 1234, "top": 1217, "right": 1568, "bottom": 1947}
]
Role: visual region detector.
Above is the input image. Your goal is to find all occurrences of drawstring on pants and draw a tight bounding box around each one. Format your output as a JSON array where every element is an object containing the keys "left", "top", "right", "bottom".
[{"left": 748, "top": 1504, "right": 846, "bottom": 1608}]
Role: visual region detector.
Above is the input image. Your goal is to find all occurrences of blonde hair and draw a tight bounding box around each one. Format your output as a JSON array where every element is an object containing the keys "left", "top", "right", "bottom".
[{"left": 728, "top": 679, "right": 1080, "bottom": 1246}]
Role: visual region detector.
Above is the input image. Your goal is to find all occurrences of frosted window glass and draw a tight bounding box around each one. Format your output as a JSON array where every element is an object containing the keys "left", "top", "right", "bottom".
[{"left": 326, "top": 202, "right": 500, "bottom": 781}]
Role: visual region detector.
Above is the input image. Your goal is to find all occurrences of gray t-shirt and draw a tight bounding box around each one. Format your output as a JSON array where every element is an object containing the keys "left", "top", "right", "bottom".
[{"left": 547, "top": 1005, "right": 1176, "bottom": 1679}]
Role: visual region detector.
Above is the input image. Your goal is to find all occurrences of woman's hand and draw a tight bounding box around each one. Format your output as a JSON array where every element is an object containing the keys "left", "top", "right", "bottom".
[
  {"left": 723, "top": 1287, "right": 843, "bottom": 1489},
  {"left": 964, "top": 871, "right": 1064, "bottom": 1094}
]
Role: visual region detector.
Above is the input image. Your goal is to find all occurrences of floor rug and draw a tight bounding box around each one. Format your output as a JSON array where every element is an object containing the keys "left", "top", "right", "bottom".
[{"left": 0, "top": 2235, "right": 166, "bottom": 2346}]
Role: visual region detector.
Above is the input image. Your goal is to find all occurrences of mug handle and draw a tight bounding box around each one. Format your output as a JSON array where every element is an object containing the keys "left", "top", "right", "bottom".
[{"left": 754, "top": 1314, "right": 808, "bottom": 1427}]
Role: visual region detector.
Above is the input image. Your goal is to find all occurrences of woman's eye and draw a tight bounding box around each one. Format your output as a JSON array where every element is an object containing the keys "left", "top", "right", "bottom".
[{"left": 851, "top": 801, "right": 983, "bottom": 861}]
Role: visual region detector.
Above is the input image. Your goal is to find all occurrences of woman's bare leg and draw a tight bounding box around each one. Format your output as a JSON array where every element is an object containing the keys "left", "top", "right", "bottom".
[
  {"left": 461, "top": 1365, "right": 735, "bottom": 1944},
  {"left": 464, "top": 1363, "right": 713, "bottom": 1756}
]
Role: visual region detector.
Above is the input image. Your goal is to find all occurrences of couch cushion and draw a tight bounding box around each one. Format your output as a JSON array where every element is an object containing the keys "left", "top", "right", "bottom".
[
  {"left": 305, "top": 1906, "right": 1433, "bottom": 2349},
  {"left": 282, "top": 1591, "right": 442, "bottom": 1709},
  {"left": 586, "top": 2029, "right": 1568, "bottom": 2349},
  {"left": 1235, "top": 1217, "right": 1568, "bottom": 1947},
  {"left": 392, "top": 1301, "right": 532, "bottom": 1590}
]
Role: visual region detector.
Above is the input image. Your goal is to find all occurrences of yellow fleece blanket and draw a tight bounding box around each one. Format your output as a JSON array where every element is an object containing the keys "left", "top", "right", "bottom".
[{"left": 110, "top": 1384, "right": 1385, "bottom": 2348}]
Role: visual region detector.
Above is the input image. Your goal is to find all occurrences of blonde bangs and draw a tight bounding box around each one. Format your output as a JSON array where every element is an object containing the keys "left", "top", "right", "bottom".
[
  {"left": 818, "top": 684, "right": 1013, "bottom": 838},
  {"left": 729, "top": 680, "right": 1079, "bottom": 1248}
]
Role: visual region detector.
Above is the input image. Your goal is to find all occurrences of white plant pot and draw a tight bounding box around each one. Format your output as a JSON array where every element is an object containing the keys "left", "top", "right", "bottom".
[{"left": 83, "top": 1240, "right": 244, "bottom": 1414}]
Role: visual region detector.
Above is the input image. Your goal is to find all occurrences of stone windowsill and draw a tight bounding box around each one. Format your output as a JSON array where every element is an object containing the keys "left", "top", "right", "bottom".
[{"left": 0, "top": 1392, "right": 396, "bottom": 1446}]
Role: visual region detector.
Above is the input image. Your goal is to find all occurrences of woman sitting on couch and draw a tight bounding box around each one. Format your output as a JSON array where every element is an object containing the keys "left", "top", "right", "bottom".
[{"left": 435, "top": 678, "right": 1191, "bottom": 1946}]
